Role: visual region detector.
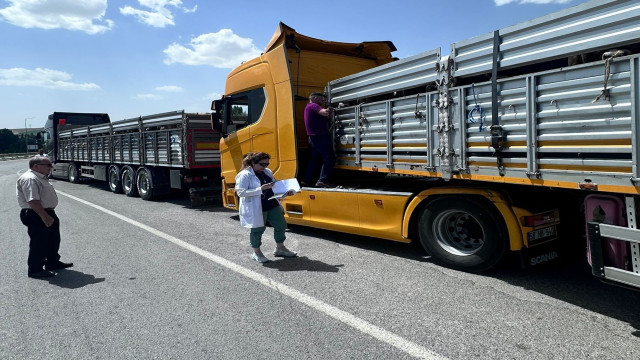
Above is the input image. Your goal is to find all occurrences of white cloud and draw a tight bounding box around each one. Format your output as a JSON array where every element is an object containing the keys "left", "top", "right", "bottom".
[
  {"left": 120, "top": 0, "right": 196, "bottom": 28},
  {"left": 495, "top": 0, "right": 572, "bottom": 5},
  {"left": 0, "top": 0, "right": 113, "bottom": 34},
  {"left": 182, "top": 4, "right": 197, "bottom": 13},
  {"left": 0, "top": 67, "right": 100, "bottom": 90},
  {"left": 156, "top": 85, "right": 183, "bottom": 92},
  {"left": 163, "top": 29, "right": 262, "bottom": 68},
  {"left": 133, "top": 93, "right": 162, "bottom": 100}
]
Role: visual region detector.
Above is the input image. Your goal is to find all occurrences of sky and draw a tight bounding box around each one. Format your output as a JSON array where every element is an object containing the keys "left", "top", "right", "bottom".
[{"left": 0, "top": 0, "right": 583, "bottom": 131}]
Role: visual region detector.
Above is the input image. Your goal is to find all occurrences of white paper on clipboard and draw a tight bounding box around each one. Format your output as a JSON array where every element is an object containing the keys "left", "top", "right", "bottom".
[{"left": 268, "top": 178, "right": 301, "bottom": 200}]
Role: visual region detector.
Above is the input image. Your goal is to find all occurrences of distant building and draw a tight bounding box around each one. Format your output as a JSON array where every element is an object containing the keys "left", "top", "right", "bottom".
[{"left": 10, "top": 128, "right": 40, "bottom": 136}]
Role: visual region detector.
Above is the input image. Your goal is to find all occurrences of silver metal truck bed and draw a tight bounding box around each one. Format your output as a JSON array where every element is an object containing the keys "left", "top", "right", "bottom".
[
  {"left": 57, "top": 110, "right": 220, "bottom": 169},
  {"left": 329, "top": 0, "right": 640, "bottom": 194}
]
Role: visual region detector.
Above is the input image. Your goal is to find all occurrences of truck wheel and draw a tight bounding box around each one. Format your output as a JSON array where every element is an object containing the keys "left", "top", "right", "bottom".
[
  {"left": 418, "top": 196, "right": 507, "bottom": 272},
  {"left": 121, "top": 165, "right": 138, "bottom": 197},
  {"left": 136, "top": 167, "right": 154, "bottom": 201},
  {"left": 108, "top": 166, "right": 122, "bottom": 194},
  {"left": 68, "top": 163, "right": 79, "bottom": 183}
]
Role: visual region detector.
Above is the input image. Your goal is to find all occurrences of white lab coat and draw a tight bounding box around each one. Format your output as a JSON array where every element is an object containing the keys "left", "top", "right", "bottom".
[{"left": 235, "top": 167, "right": 275, "bottom": 228}]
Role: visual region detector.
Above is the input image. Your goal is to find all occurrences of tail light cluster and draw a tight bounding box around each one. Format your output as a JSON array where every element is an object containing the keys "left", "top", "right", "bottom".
[
  {"left": 522, "top": 210, "right": 558, "bottom": 227},
  {"left": 183, "top": 176, "right": 207, "bottom": 184}
]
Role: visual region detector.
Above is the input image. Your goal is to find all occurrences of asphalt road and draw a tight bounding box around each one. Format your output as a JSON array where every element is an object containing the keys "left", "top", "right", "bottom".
[{"left": 1, "top": 158, "right": 639, "bottom": 359}]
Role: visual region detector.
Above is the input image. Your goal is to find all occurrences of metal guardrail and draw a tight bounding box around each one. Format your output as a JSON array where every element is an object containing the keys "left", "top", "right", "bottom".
[{"left": 0, "top": 152, "right": 36, "bottom": 160}]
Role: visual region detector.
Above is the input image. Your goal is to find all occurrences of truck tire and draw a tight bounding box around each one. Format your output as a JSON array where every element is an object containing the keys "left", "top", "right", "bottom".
[
  {"left": 136, "top": 167, "right": 154, "bottom": 201},
  {"left": 121, "top": 165, "right": 138, "bottom": 197},
  {"left": 108, "top": 166, "right": 123, "bottom": 194},
  {"left": 68, "top": 163, "right": 79, "bottom": 183},
  {"left": 418, "top": 196, "right": 507, "bottom": 272}
]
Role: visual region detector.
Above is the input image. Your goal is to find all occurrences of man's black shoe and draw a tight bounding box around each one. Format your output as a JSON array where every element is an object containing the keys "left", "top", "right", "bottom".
[
  {"left": 315, "top": 181, "right": 335, "bottom": 188},
  {"left": 45, "top": 261, "right": 73, "bottom": 271},
  {"left": 28, "top": 270, "right": 56, "bottom": 278}
]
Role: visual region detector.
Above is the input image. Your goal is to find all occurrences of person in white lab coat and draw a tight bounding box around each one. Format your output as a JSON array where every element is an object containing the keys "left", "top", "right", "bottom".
[{"left": 235, "top": 152, "right": 297, "bottom": 263}]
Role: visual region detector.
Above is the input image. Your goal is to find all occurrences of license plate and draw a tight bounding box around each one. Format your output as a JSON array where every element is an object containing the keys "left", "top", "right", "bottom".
[{"left": 527, "top": 225, "right": 557, "bottom": 244}]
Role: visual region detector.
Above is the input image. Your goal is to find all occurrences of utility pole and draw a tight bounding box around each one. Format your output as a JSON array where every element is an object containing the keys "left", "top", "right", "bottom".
[{"left": 24, "top": 117, "right": 34, "bottom": 153}]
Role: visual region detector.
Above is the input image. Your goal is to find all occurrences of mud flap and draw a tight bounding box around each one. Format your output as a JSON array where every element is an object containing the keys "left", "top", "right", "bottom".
[
  {"left": 519, "top": 241, "right": 561, "bottom": 269},
  {"left": 189, "top": 186, "right": 222, "bottom": 207},
  {"left": 586, "top": 222, "right": 605, "bottom": 278}
]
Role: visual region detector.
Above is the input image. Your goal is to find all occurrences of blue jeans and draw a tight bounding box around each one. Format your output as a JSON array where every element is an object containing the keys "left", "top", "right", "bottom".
[
  {"left": 304, "top": 134, "right": 335, "bottom": 183},
  {"left": 249, "top": 206, "right": 287, "bottom": 248}
]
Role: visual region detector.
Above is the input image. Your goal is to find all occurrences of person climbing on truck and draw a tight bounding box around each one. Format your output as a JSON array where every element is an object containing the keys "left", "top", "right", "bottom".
[{"left": 302, "top": 92, "right": 335, "bottom": 188}]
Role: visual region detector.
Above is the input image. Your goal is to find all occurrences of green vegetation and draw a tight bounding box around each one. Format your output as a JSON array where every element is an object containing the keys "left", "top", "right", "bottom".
[
  {"left": 231, "top": 105, "right": 246, "bottom": 116},
  {"left": 0, "top": 128, "right": 38, "bottom": 153}
]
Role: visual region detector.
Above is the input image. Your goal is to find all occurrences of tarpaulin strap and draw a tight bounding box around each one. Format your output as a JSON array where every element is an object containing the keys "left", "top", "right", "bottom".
[
  {"left": 414, "top": 94, "right": 423, "bottom": 119},
  {"left": 592, "top": 49, "right": 629, "bottom": 103},
  {"left": 490, "top": 30, "right": 505, "bottom": 176}
]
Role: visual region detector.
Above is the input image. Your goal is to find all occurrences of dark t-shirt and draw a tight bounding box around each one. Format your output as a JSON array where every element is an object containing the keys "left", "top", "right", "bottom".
[
  {"left": 255, "top": 171, "right": 279, "bottom": 212},
  {"left": 304, "top": 102, "right": 329, "bottom": 135}
]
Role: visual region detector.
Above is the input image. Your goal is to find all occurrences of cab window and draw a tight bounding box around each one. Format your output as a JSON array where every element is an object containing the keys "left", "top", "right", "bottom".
[{"left": 222, "top": 87, "right": 266, "bottom": 133}]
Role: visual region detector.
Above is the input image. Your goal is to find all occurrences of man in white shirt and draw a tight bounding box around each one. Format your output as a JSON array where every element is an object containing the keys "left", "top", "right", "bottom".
[{"left": 17, "top": 156, "right": 73, "bottom": 278}]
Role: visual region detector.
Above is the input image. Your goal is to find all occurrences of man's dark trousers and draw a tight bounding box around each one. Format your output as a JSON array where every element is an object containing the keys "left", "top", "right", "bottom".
[
  {"left": 305, "top": 134, "right": 335, "bottom": 183},
  {"left": 20, "top": 208, "right": 61, "bottom": 271}
]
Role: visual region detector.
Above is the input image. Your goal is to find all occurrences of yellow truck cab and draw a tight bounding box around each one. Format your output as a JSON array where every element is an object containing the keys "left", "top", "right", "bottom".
[{"left": 212, "top": 22, "right": 395, "bottom": 189}]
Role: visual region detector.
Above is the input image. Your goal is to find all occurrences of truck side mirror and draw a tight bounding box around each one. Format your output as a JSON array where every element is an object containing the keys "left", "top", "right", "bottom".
[
  {"left": 211, "top": 112, "right": 222, "bottom": 132},
  {"left": 210, "top": 99, "right": 227, "bottom": 134}
]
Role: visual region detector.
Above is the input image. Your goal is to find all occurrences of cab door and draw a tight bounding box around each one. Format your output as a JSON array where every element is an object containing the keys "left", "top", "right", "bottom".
[{"left": 218, "top": 87, "right": 268, "bottom": 181}]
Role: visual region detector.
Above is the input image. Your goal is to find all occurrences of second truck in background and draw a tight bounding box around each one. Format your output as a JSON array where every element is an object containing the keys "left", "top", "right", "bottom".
[{"left": 43, "top": 110, "right": 221, "bottom": 202}]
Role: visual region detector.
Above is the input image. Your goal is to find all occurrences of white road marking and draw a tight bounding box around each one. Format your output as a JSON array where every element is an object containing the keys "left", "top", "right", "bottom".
[{"left": 57, "top": 190, "right": 448, "bottom": 360}]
